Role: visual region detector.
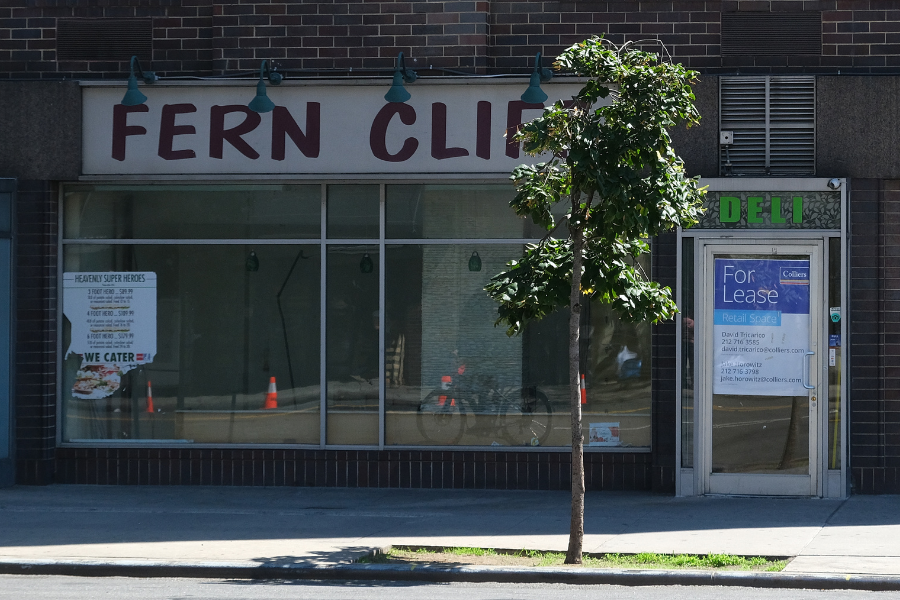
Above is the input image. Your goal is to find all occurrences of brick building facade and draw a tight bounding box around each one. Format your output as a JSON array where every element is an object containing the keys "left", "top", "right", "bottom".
[{"left": 0, "top": 1, "right": 897, "bottom": 494}]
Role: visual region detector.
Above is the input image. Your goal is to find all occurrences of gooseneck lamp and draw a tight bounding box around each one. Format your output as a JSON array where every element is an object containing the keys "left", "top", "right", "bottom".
[
  {"left": 120, "top": 55, "right": 158, "bottom": 106},
  {"left": 248, "top": 60, "right": 284, "bottom": 114},
  {"left": 520, "top": 52, "right": 553, "bottom": 104},
  {"left": 384, "top": 52, "right": 418, "bottom": 103}
]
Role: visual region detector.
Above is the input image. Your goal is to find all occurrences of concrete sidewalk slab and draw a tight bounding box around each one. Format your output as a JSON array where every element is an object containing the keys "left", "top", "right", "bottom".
[
  {"left": 784, "top": 556, "right": 900, "bottom": 575},
  {"left": 0, "top": 485, "right": 899, "bottom": 584}
]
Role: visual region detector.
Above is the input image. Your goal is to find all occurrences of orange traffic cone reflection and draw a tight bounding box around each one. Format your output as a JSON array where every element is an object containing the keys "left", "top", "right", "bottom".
[
  {"left": 263, "top": 377, "right": 278, "bottom": 409},
  {"left": 146, "top": 380, "right": 155, "bottom": 413},
  {"left": 580, "top": 374, "right": 587, "bottom": 405}
]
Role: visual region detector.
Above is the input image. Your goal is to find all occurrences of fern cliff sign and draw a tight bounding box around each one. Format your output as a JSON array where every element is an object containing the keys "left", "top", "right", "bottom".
[{"left": 81, "top": 81, "right": 586, "bottom": 176}]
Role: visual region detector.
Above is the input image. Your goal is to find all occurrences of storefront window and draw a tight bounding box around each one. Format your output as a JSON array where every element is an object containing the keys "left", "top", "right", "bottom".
[
  {"left": 326, "top": 246, "right": 379, "bottom": 445},
  {"left": 681, "top": 237, "right": 695, "bottom": 467},
  {"left": 582, "top": 255, "right": 653, "bottom": 449},
  {"left": 383, "top": 243, "right": 652, "bottom": 448},
  {"left": 61, "top": 183, "right": 653, "bottom": 449},
  {"left": 386, "top": 184, "right": 542, "bottom": 239},
  {"left": 384, "top": 244, "right": 569, "bottom": 446},
  {"left": 327, "top": 185, "right": 379, "bottom": 239},
  {"left": 64, "top": 185, "right": 321, "bottom": 239},
  {"left": 828, "top": 237, "right": 842, "bottom": 470},
  {"left": 62, "top": 243, "right": 321, "bottom": 444}
]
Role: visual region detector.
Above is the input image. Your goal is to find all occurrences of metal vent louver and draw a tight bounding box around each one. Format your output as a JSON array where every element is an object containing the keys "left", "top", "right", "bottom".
[
  {"left": 721, "top": 12, "right": 822, "bottom": 56},
  {"left": 720, "top": 76, "right": 815, "bottom": 176},
  {"left": 57, "top": 19, "right": 152, "bottom": 62}
]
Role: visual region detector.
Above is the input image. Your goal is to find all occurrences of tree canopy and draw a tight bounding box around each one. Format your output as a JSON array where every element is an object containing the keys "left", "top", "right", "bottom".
[{"left": 486, "top": 38, "right": 706, "bottom": 334}]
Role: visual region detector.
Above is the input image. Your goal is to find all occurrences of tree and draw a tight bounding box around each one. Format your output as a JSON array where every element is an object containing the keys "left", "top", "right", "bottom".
[{"left": 485, "top": 38, "right": 706, "bottom": 564}]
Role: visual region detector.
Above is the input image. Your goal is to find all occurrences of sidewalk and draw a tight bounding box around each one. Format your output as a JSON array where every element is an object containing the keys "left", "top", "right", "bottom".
[{"left": 0, "top": 485, "right": 899, "bottom": 588}]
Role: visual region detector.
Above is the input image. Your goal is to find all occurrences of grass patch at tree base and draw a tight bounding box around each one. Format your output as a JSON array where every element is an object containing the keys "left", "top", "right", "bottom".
[{"left": 357, "top": 546, "right": 788, "bottom": 572}]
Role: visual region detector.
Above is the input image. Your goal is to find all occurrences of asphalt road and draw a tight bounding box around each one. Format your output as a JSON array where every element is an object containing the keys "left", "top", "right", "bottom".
[{"left": 1, "top": 576, "right": 899, "bottom": 600}]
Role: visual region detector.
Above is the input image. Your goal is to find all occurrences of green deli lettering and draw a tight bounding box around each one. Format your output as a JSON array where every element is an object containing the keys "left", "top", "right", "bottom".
[
  {"left": 715, "top": 195, "right": 804, "bottom": 225},
  {"left": 696, "top": 192, "right": 840, "bottom": 230},
  {"left": 748, "top": 196, "right": 764, "bottom": 223},
  {"left": 792, "top": 196, "right": 802, "bottom": 223},
  {"left": 720, "top": 196, "right": 741, "bottom": 222},
  {"left": 771, "top": 197, "right": 786, "bottom": 224}
]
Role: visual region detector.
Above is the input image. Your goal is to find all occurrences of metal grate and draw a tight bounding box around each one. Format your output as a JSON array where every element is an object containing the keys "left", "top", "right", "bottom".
[
  {"left": 720, "top": 76, "right": 816, "bottom": 176},
  {"left": 721, "top": 12, "right": 822, "bottom": 56},
  {"left": 57, "top": 18, "right": 152, "bottom": 62}
]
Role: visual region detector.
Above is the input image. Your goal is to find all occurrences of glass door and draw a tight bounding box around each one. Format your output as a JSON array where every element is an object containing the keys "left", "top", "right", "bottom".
[{"left": 700, "top": 243, "right": 821, "bottom": 496}]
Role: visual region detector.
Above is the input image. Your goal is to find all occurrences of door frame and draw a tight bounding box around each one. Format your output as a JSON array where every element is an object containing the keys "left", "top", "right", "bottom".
[
  {"left": 698, "top": 241, "right": 822, "bottom": 496},
  {"left": 675, "top": 177, "right": 848, "bottom": 499}
]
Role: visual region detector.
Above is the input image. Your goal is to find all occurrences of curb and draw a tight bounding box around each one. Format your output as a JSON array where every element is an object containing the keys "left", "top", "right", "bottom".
[{"left": 2, "top": 559, "right": 900, "bottom": 591}]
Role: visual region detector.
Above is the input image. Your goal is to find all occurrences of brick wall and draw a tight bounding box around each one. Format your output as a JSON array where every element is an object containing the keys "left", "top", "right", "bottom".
[
  {"left": 3, "top": 1, "right": 900, "bottom": 81},
  {"left": 15, "top": 180, "right": 57, "bottom": 485},
  {"left": 651, "top": 232, "right": 678, "bottom": 493},
  {"left": 849, "top": 178, "right": 900, "bottom": 494},
  {"left": 55, "top": 447, "right": 653, "bottom": 489}
]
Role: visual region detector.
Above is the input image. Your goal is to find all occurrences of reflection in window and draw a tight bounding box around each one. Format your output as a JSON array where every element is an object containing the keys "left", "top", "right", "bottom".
[
  {"left": 386, "top": 184, "right": 542, "bottom": 239},
  {"left": 327, "top": 185, "right": 379, "bottom": 239},
  {"left": 582, "top": 253, "right": 653, "bottom": 449},
  {"left": 385, "top": 245, "right": 651, "bottom": 448},
  {"left": 61, "top": 244, "right": 321, "bottom": 444},
  {"left": 64, "top": 185, "right": 321, "bottom": 240},
  {"left": 385, "top": 245, "right": 563, "bottom": 446},
  {"left": 326, "top": 246, "right": 379, "bottom": 445},
  {"left": 61, "top": 183, "right": 655, "bottom": 450},
  {"left": 681, "top": 237, "right": 695, "bottom": 467}
]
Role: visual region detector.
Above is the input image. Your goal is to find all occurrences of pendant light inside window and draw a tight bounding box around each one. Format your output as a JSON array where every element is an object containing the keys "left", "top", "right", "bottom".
[
  {"left": 246, "top": 250, "right": 260, "bottom": 272},
  {"left": 360, "top": 252, "right": 374, "bottom": 274},
  {"left": 468, "top": 251, "right": 482, "bottom": 272}
]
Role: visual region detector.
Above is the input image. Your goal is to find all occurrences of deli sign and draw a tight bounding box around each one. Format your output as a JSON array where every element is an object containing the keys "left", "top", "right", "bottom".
[{"left": 82, "top": 80, "right": 587, "bottom": 176}]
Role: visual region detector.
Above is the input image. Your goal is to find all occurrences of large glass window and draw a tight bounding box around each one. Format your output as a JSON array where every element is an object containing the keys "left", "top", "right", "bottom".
[
  {"left": 386, "top": 184, "right": 543, "bottom": 239},
  {"left": 62, "top": 243, "right": 321, "bottom": 444},
  {"left": 64, "top": 185, "right": 321, "bottom": 239},
  {"left": 384, "top": 244, "right": 568, "bottom": 447},
  {"left": 61, "top": 183, "right": 653, "bottom": 449},
  {"left": 326, "top": 245, "right": 379, "bottom": 446}
]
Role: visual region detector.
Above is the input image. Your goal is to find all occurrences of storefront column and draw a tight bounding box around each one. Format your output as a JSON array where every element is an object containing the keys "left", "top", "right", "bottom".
[
  {"left": 0, "top": 179, "right": 14, "bottom": 486},
  {"left": 14, "top": 180, "right": 56, "bottom": 485}
]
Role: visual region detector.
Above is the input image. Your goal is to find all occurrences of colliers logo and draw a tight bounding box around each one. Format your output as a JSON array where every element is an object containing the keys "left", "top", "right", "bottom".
[{"left": 780, "top": 268, "right": 809, "bottom": 285}]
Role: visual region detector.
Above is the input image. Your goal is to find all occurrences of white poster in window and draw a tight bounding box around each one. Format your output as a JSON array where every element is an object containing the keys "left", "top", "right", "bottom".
[
  {"left": 713, "top": 259, "right": 810, "bottom": 396},
  {"left": 589, "top": 422, "right": 620, "bottom": 447},
  {"left": 63, "top": 272, "right": 157, "bottom": 399}
]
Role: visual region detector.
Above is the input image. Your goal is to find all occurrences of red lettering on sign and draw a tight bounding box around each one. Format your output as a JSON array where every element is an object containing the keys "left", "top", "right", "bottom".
[
  {"left": 111, "top": 104, "right": 149, "bottom": 162},
  {"left": 505, "top": 100, "right": 544, "bottom": 159},
  {"left": 431, "top": 102, "right": 468, "bottom": 160},
  {"left": 272, "top": 104, "right": 320, "bottom": 160},
  {"left": 158, "top": 104, "right": 197, "bottom": 160},
  {"left": 476, "top": 101, "right": 491, "bottom": 160},
  {"left": 209, "top": 105, "right": 261, "bottom": 159},
  {"left": 370, "top": 103, "right": 418, "bottom": 163}
]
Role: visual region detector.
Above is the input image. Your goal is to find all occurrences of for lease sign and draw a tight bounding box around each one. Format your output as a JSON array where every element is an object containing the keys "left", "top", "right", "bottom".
[{"left": 713, "top": 259, "right": 811, "bottom": 397}]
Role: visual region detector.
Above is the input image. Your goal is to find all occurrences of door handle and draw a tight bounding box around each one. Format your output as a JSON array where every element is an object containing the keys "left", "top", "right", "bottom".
[{"left": 803, "top": 350, "right": 815, "bottom": 390}]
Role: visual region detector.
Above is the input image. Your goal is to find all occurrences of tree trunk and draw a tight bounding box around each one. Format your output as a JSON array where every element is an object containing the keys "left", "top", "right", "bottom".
[{"left": 565, "top": 223, "right": 585, "bottom": 565}]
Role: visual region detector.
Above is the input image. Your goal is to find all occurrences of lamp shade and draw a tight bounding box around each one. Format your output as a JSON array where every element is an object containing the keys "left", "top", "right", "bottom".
[
  {"left": 248, "top": 79, "right": 275, "bottom": 113},
  {"left": 520, "top": 71, "right": 548, "bottom": 104},
  {"left": 384, "top": 71, "right": 411, "bottom": 103},
  {"left": 121, "top": 73, "right": 147, "bottom": 106}
]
